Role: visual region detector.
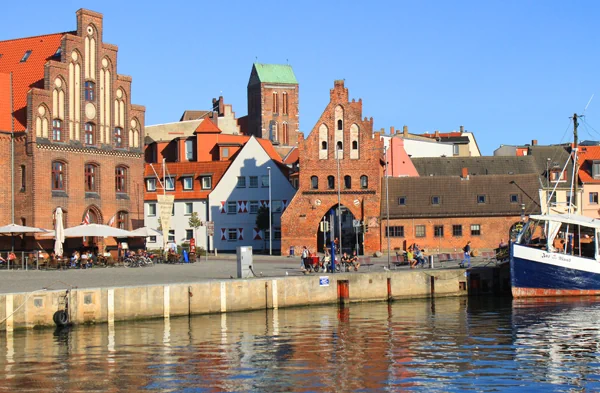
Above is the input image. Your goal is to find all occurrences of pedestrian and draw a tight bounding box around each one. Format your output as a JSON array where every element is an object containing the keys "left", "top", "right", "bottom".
[
  {"left": 334, "top": 237, "right": 340, "bottom": 253},
  {"left": 460, "top": 241, "right": 471, "bottom": 268},
  {"left": 499, "top": 238, "right": 507, "bottom": 248},
  {"left": 301, "top": 246, "right": 309, "bottom": 270}
]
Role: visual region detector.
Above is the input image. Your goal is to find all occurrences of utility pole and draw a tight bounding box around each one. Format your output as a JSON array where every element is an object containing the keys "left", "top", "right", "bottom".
[
  {"left": 268, "top": 166, "right": 272, "bottom": 255},
  {"left": 336, "top": 148, "right": 342, "bottom": 255},
  {"left": 573, "top": 113, "right": 579, "bottom": 214}
]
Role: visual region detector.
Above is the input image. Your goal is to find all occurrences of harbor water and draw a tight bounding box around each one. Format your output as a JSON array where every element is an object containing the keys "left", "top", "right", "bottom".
[{"left": 1, "top": 296, "right": 600, "bottom": 392}]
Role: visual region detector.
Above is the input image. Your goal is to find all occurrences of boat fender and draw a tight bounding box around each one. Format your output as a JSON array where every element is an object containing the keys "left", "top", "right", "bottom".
[{"left": 53, "top": 310, "right": 68, "bottom": 327}]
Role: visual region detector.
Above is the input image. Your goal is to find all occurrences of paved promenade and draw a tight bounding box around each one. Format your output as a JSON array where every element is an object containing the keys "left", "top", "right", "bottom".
[{"left": 0, "top": 254, "right": 491, "bottom": 294}]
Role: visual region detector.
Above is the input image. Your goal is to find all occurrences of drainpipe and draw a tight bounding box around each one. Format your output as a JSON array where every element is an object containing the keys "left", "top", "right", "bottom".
[{"left": 10, "top": 72, "right": 14, "bottom": 224}]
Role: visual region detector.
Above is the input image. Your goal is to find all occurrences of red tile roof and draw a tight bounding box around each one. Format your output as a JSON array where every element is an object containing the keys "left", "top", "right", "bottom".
[
  {"left": 0, "top": 73, "right": 11, "bottom": 130},
  {"left": 194, "top": 119, "right": 222, "bottom": 134},
  {"left": 578, "top": 146, "right": 600, "bottom": 183},
  {"left": 283, "top": 147, "right": 299, "bottom": 164},
  {"left": 0, "top": 32, "right": 69, "bottom": 131}
]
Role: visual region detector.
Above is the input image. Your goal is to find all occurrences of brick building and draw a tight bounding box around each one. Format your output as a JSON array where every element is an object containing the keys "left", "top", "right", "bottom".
[
  {"left": 281, "top": 80, "right": 383, "bottom": 255},
  {"left": 0, "top": 9, "right": 145, "bottom": 249}
]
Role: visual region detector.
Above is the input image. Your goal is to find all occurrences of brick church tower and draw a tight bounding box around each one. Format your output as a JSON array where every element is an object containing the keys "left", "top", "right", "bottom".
[
  {"left": 280, "top": 80, "right": 383, "bottom": 256},
  {"left": 247, "top": 63, "right": 299, "bottom": 147}
]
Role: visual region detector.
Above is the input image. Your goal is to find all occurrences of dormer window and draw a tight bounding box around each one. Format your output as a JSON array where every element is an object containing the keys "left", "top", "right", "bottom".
[
  {"left": 20, "top": 50, "right": 32, "bottom": 62},
  {"left": 593, "top": 161, "right": 600, "bottom": 179},
  {"left": 550, "top": 169, "right": 566, "bottom": 182}
]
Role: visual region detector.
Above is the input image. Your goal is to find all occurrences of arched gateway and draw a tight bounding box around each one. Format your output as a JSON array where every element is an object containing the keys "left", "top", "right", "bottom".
[{"left": 281, "top": 80, "right": 383, "bottom": 256}]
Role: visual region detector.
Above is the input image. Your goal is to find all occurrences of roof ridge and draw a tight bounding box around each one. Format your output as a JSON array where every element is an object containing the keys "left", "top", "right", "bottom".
[{"left": 0, "top": 31, "right": 73, "bottom": 44}]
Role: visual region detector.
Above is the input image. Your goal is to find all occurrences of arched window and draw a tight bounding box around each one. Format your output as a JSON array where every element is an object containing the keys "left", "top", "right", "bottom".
[
  {"left": 344, "top": 175, "right": 351, "bottom": 189},
  {"left": 282, "top": 92, "right": 288, "bottom": 115},
  {"left": 51, "top": 161, "right": 65, "bottom": 191},
  {"left": 352, "top": 141, "right": 358, "bottom": 150},
  {"left": 321, "top": 141, "right": 327, "bottom": 150},
  {"left": 117, "top": 211, "right": 128, "bottom": 230},
  {"left": 84, "top": 163, "right": 98, "bottom": 192},
  {"left": 115, "top": 166, "right": 127, "bottom": 193},
  {"left": 311, "top": 176, "right": 318, "bottom": 190},
  {"left": 337, "top": 141, "right": 343, "bottom": 150},
  {"left": 337, "top": 119, "right": 343, "bottom": 131},
  {"left": 84, "top": 123, "right": 95, "bottom": 145},
  {"left": 273, "top": 92, "right": 278, "bottom": 113},
  {"left": 327, "top": 175, "right": 335, "bottom": 189},
  {"left": 84, "top": 81, "right": 95, "bottom": 101},
  {"left": 20, "top": 165, "right": 26, "bottom": 192},
  {"left": 360, "top": 175, "right": 368, "bottom": 189},
  {"left": 114, "top": 127, "right": 123, "bottom": 148},
  {"left": 52, "top": 119, "right": 63, "bottom": 142}
]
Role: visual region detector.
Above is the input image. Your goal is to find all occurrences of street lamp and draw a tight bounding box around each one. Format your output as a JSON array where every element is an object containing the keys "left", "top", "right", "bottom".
[
  {"left": 521, "top": 203, "right": 526, "bottom": 222},
  {"left": 268, "top": 166, "right": 272, "bottom": 256}
]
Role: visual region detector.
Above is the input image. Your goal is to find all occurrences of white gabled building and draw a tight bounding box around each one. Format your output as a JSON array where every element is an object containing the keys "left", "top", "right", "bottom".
[{"left": 209, "top": 136, "right": 296, "bottom": 252}]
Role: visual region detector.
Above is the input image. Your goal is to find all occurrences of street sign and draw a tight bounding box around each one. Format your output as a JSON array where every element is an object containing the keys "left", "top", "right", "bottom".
[
  {"left": 353, "top": 219, "right": 361, "bottom": 228},
  {"left": 206, "top": 221, "right": 214, "bottom": 236},
  {"left": 319, "top": 221, "right": 330, "bottom": 232},
  {"left": 319, "top": 276, "right": 330, "bottom": 287}
]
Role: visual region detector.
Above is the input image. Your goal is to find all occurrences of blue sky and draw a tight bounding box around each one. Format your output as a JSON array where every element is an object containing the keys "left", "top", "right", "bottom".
[{"left": 2, "top": 1, "right": 600, "bottom": 154}]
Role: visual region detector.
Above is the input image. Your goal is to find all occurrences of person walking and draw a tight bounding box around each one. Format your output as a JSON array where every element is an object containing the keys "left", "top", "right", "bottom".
[
  {"left": 460, "top": 241, "right": 471, "bottom": 268},
  {"left": 301, "top": 246, "right": 309, "bottom": 270}
]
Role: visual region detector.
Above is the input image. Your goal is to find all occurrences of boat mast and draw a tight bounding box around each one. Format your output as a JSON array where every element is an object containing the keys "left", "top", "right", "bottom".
[{"left": 573, "top": 113, "right": 579, "bottom": 213}]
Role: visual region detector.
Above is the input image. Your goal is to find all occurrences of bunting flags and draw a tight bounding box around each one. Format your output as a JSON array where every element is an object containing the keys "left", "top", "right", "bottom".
[{"left": 107, "top": 214, "right": 116, "bottom": 227}]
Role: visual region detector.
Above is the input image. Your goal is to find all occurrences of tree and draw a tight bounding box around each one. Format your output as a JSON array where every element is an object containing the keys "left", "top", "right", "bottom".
[
  {"left": 188, "top": 212, "right": 203, "bottom": 241},
  {"left": 255, "top": 206, "right": 270, "bottom": 251}
]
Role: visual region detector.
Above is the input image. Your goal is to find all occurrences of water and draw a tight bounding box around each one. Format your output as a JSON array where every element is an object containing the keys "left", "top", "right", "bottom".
[{"left": 2, "top": 297, "right": 600, "bottom": 392}]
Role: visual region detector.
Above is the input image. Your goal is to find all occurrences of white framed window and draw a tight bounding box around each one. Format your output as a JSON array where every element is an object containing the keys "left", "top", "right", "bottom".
[
  {"left": 272, "top": 200, "right": 283, "bottom": 213},
  {"left": 184, "top": 203, "right": 193, "bottom": 215},
  {"left": 168, "top": 230, "right": 175, "bottom": 242},
  {"left": 227, "top": 201, "right": 237, "bottom": 214},
  {"left": 222, "top": 148, "right": 229, "bottom": 158},
  {"left": 201, "top": 176, "right": 212, "bottom": 190},
  {"left": 249, "top": 176, "right": 258, "bottom": 188},
  {"left": 453, "top": 144, "right": 459, "bottom": 155},
  {"left": 165, "top": 177, "right": 175, "bottom": 191},
  {"left": 261, "top": 176, "right": 269, "bottom": 187},
  {"left": 183, "top": 177, "right": 193, "bottom": 190},
  {"left": 185, "top": 140, "right": 194, "bottom": 161},
  {"left": 228, "top": 228, "right": 237, "bottom": 241},
  {"left": 249, "top": 201, "right": 259, "bottom": 214},
  {"left": 237, "top": 176, "right": 246, "bottom": 188},
  {"left": 148, "top": 203, "right": 156, "bottom": 216},
  {"left": 185, "top": 229, "right": 193, "bottom": 240},
  {"left": 146, "top": 178, "right": 156, "bottom": 192},
  {"left": 148, "top": 236, "right": 156, "bottom": 243}
]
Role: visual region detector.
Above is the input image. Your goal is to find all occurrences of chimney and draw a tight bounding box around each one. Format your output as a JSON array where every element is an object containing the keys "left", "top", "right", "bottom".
[
  {"left": 390, "top": 126, "right": 395, "bottom": 135},
  {"left": 461, "top": 167, "right": 469, "bottom": 179},
  {"left": 460, "top": 125, "right": 464, "bottom": 133},
  {"left": 435, "top": 130, "right": 440, "bottom": 138},
  {"left": 532, "top": 139, "right": 538, "bottom": 146},
  {"left": 403, "top": 125, "right": 408, "bottom": 137}
]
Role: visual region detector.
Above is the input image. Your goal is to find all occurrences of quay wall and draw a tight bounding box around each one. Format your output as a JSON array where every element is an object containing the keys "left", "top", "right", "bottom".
[{"left": 0, "top": 269, "right": 468, "bottom": 332}]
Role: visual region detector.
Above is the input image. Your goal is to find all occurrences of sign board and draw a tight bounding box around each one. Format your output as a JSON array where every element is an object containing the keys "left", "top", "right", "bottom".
[
  {"left": 206, "top": 221, "right": 214, "bottom": 236},
  {"left": 319, "top": 276, "right": 330, "bottom": 287},
  {"left": 157, "top": 194, "right": 175, "bottom": 250},
  {"left": 353, "top": 219, "right": 361, "bottom": 228}
]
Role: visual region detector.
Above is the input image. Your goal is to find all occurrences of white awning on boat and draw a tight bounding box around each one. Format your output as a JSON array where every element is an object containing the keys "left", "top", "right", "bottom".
[{"left": 529, "top": 214, "right": 600, "bottom": 230}]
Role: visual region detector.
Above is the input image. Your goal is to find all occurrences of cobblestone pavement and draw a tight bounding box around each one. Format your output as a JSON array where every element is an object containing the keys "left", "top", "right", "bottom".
[{"left": 0, "top": 254, "right": 491, "bottom": 294}]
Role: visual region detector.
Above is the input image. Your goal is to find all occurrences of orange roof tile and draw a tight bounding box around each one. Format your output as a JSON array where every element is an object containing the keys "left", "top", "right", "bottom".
[
  {"left": 194, "top": 119, "right": 222, "bottom": 134},
  {"left": 0, "top": 73, "right": 11, "bottom": 130},
  {"left": 0, "top": 32, "right": 69, "bottom": 131},
  {"left": 578, "top": 146, "right": 600, "bottom": 183},
  {"left": 283, "top": 147, "right": 299, "bottom": 164}
]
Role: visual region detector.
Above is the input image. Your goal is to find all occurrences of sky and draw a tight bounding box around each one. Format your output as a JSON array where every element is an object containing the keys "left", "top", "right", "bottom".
[{"left": 2, "top": 0, "right": 600, "bottom": 155}]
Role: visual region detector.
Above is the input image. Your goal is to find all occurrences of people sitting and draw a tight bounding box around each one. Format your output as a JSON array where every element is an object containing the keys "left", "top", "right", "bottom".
[
  {"left": 321, "top": 250, "right": 331, "bottom": 272},
  {"left": 70, "top": 251, "right": 80, "bottom": 268},
  {"left": 413, "top": 246, "right": 426, "bottom": 268},
  {"left": 351, "top": 250, "right": 360, "bottom": 271},
  {"left": 407, "top": 248, "right": 418, "bottom": 268},
  {"left": 341, "top": 252, "right": 352, "bottom": 272}
]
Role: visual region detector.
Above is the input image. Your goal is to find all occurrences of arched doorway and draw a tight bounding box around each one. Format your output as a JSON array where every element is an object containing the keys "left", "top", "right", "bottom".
[{"left": 317, "top": 204, "right": 362, "bottom": 254}]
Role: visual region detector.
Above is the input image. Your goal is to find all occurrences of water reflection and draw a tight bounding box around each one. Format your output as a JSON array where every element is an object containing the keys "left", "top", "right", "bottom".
[{"left": 2, "top": 297, "right": 600, "bottom": 391}]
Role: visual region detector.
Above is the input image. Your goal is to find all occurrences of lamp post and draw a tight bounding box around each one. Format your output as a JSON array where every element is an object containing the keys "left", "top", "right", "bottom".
[
  {"left": 521, "top": 203, "right": 526, "bottom": 222},
  {"left": 268, "top": 166, "right": 272, "bottom": 256},
  {"left": 384, "top": 145, "right": 390, "bottom": 270}
]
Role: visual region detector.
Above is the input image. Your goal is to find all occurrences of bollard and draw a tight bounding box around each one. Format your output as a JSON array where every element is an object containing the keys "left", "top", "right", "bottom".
[{"left": 429, "top": 255, "right": 434, "bottom": 269}]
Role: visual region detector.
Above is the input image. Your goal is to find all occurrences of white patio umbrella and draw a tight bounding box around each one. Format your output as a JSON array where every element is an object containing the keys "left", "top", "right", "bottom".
[
  {"left": 62, "top": 223, "right": 144, "bottom": 238},
  {"left": 0, "top": 223, "right": 49, "bottom": 251},
  {"left": 54, "top": 208, "right": 65, "bottom": 257},
  {"left": 130, "top": 227, "right": 162, "bottom": 237}
]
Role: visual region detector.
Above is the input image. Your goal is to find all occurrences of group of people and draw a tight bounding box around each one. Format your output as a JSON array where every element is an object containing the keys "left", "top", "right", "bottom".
[
  {"left": 406, "top": 243, "right": 426, "bottom": 268},
  {"left": 300, "top": 246, "right": 360, "bottom": 273}
]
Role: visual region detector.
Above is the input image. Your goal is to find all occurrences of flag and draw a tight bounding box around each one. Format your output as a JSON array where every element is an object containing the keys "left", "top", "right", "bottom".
[
  {"left": 107, "top": 214, "right": 116, "bottom": 227},
  {"left": 82, "top": 209, "right": 90, "bottom": 225}
]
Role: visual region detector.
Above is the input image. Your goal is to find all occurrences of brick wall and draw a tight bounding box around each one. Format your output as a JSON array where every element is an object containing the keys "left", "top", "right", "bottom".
[{"left": 281, "top": 80, "right": 383, "bottom": 255}]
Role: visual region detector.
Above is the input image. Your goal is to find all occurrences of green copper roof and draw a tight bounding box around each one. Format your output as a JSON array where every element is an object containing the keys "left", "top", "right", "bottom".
[{"left": 253, "top": 63, "right": 298, "bottom": 84}]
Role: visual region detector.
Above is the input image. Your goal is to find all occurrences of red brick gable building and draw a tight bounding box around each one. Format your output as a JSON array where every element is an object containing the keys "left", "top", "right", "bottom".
[
  {"left": 281, "top": 80, "right": 383, "bottom": 255},
  {"left": 0, "top": 9, "right": 145, "bottom": 249}
]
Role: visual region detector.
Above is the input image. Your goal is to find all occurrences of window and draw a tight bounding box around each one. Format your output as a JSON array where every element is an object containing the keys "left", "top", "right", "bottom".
[
  {"left": 337, "top": 141, "right": 343, "bottom": 150},
  {"left": 84, "top": 164, "right": 97, "bottom": 192},
  {"left": 344, "top": 175, "right": 351, "bottom": 189},
  {"left": 222, "top": 148, "right": 229, "bottom": 158},
  {"left": 261, "top": 175, "right": 269, "bottom": 187},
  {"left": 272, "top": 200, "right": 283, "bottom": 213},
  {"left": 274, "top": 228, "right": 282, "bottom": 240},
  {"left": 115, "top": 166, "right": 127, "bottom": 193},
  {"left": 273, "top": 92, "right": 278, "bottom": 113},
  {"left": 327, "top": 176, "right": 335, "bottom": 189},
  {"left": 114, "top": 127, "right": 123, "bottom": 148},
  {"left": 567, "top": 191, "right": 573, "bottom": 206},
  {"left": 385, "top": 226, "right": 404, "bottom": 237},
  {"left": 352, "top": 141, "right": 358, "bottom": 150},
  {"left": 471, "top": 224, "right": 481, "bottom": 236},
  {"left": 148, "top": 203, "right": 157, "bottom": 216},
  {"left": 434, "top": 225, "right": 444, "bottom": 237},
  {"left": 185, "top": 140, "right": 194, "bottom": 161},
  {"left": 201, "top": 176, "right": 212, "bottom": 190},
  {"left": 360, "top": 175, "right": 368, "bottom": 189},
  {"left": 282, "top": 92, "right": 288, "bottom": 115},
  {"left": 148, "top": 236, "right": 156, "bottom": 243},
  {"left": 593, "top": 161, "right": 600, "bottom": 179},
  {"left": 431, "top": 196, "right": 441, "bottom": 205},
  {"left": 311, "top": 176, "right": 318, "bottom": 189},
  {"left": 116, "top": 211, "right": 128, "bottom": 230},
  {"left": 84, "top": 123, "right": 94, "bottom": 145},
  {"left": 163, "top": 177, "right": 174, "bottom": 191},
  {"left": 510, "top": 194, "right": 518, "bottom": 203},
  {"left": 237, "top": 176, "right": 246, "bottom": 188},
  {"left": 398, "top": 196, "right": 406, "bottom": 206},
  {"left": 415, "top": 225, "right": 426, "bottom": 238},
  {"left": 146, "top": 178, "right": 156, "bottom": 192},
  {"left": 590, "top": 192, "right": 599, "bottom": 204},
  {"left": 168, "top": 230, "right": 175, "bottom": 243},
  {"left": 249, "top": 176, "right": 258, "bottom": 188},
  {"left": 228, "top": 228, "right": 237, "bottom": 241},
  {"left": 52, "top": 119, "right": 62, "bottom": 141},
  {"left": 249, "top": 201, "right": 259, "bottom": 214},
  {"left": 549, "top": 192, "right": 557, "bottom": 206},
  {"left": 51, "top": 161, "right": 65, "bottom": 190},
  {"left": 20, "top": 50, "right": 32, "bottom": 62},
  {"left": 186, "top": 229, "right": 193, "bottom": 240},
  {"left": 477, "top": 195, "right": 486, "bottom": 204},
  {"left": 84, "top": 81, "right": 95, "bottom": 101},
  {"left": 550, "top": 170, "right": 566, "bottom": 182},
  {"left": 20, "top": 165, "right": 25, "bottom": 192},
  {"left": 453, "top": 144, "right": 459, "bottom": 156},
  {"left": 182, "top": 177, "right": 193, "bottom": 190},
  {"left": 227, "top": 201, "right": 237, "bottom": 214},
  {"left": 184, "top": 203, "right": 193, "bottom": 215},
  {"left": 453, "top": 225, "right": 462, "bottom": 237},
  {"left": 337, "top": 119, "right": 343, "bottom": 130},
  {"left": 321, "top": 141, "right": 327, "bottom": 150}
]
